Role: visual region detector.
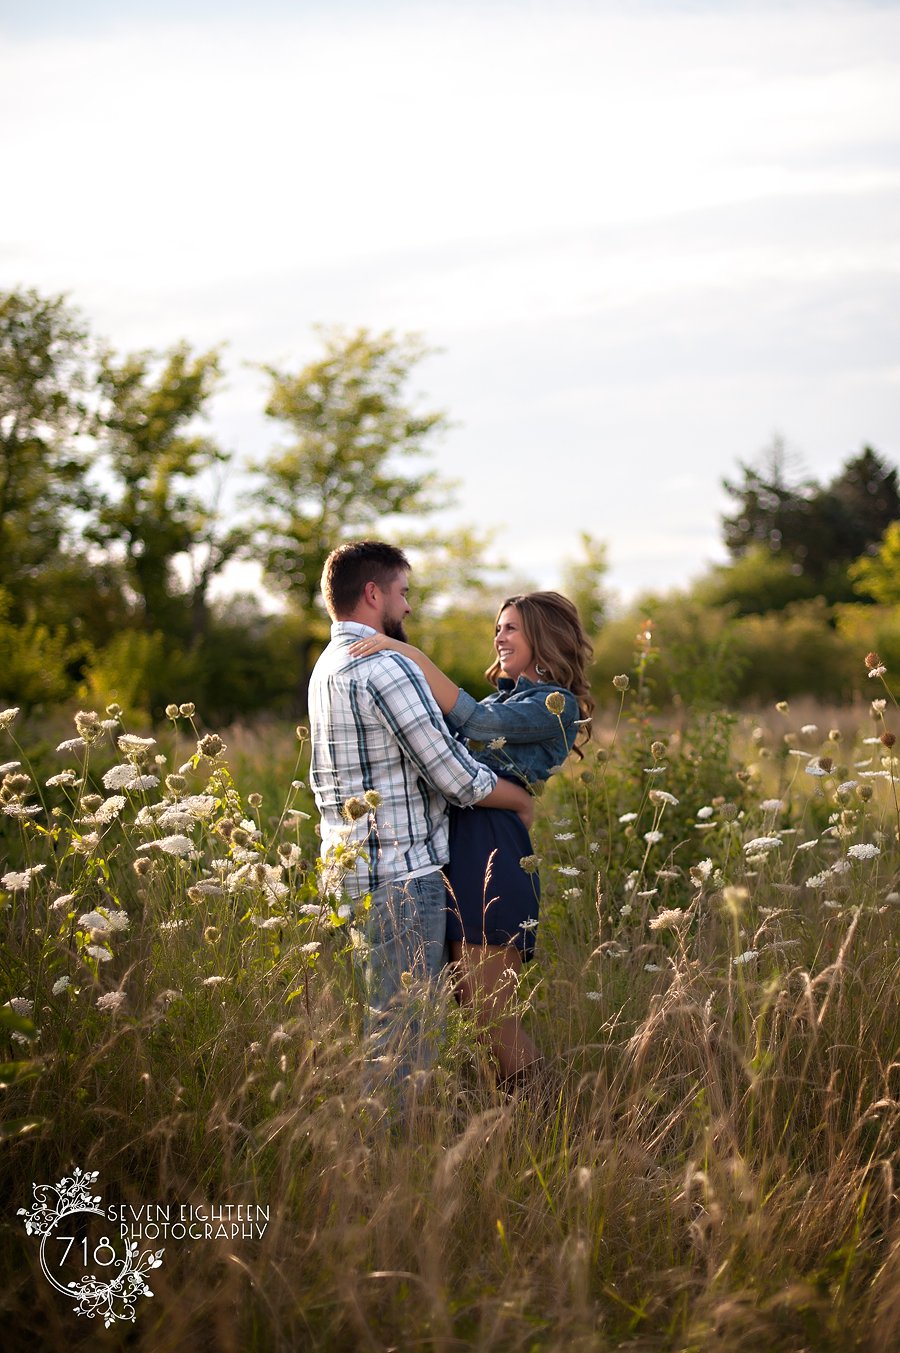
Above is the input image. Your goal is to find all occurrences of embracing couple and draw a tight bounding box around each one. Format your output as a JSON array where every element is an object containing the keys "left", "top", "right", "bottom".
[{"left": 308, "top": 540, "right": 593, "bottom": 1094}]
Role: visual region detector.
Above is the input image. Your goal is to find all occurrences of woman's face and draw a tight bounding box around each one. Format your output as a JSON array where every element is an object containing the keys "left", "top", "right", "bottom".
[{"left": 494, "top": 605, "right": 537, "bottom": 681}]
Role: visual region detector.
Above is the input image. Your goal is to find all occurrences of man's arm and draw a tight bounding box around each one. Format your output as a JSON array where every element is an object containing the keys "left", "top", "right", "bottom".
[{"left": 367, "top": 655, "right": 499, "bottom": 808}]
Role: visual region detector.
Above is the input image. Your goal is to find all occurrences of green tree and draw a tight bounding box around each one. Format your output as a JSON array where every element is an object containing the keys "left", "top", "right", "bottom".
[
  {"left": 849, "top": 520, "right": 900, "bottom": 605},
  {"left": 561, "top": 531, "right": 609, "bottom": 637},
  {"left": 251, "top": 327, "right": 452, "bottom": 687},
  {"left": 90, "top": 343, "right": 241, "bottom": 639},
  {"left": 0, "top": 288, "right": 93, "bottom": 616}
]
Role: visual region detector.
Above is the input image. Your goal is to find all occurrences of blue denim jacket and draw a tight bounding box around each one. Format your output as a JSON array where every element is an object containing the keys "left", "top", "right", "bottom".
[{"left": 446, "top": 677, "right": 581, "bottom": 785}]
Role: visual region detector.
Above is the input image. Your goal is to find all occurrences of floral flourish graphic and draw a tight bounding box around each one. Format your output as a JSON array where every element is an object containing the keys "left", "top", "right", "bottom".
[{"left": 18, "top": 1167, "right": 164, "bottom": 1328}]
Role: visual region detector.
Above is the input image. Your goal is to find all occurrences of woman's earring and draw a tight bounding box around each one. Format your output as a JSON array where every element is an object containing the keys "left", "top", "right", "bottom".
[{"left": 535, "top": 664, "right": 548, "bottom": 677}]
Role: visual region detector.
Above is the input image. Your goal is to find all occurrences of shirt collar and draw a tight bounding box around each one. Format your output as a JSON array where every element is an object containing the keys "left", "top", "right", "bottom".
[{"left": 331, "top": 621, "right": 377, "bottom": 641}]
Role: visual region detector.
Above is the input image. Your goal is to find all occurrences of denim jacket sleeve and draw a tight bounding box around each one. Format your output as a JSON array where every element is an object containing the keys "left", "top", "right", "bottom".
[{"left": 446, "top": 684, "right": 578, "bottom": 746}]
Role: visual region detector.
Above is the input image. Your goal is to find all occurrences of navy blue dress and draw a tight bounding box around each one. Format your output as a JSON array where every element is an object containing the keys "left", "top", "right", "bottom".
[{"left": 443, "top": 677, "right": 580, "bottom": 961}]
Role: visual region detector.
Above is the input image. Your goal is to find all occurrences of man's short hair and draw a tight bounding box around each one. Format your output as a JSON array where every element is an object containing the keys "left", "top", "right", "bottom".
[{"left": 321, "top": 541, "right": 410, "bottom": 618}]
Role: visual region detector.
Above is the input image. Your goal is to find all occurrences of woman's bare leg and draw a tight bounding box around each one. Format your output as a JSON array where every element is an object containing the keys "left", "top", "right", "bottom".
[{"left": 449, "top": 940, "right": 540, "bottom": 1079}]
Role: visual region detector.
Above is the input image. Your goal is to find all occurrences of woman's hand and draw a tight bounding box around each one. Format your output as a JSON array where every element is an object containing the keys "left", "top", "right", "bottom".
[{"left": 348, "top": 634, "right": 418, "bottom": 661}]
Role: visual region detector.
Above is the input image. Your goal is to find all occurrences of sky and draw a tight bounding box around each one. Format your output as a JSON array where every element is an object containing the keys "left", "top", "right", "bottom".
[{"left": 2, "top": 0, "right": 898, "bottom": 606}]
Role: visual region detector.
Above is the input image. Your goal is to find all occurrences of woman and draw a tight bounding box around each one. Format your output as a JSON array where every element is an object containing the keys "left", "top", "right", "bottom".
[{"left": 349, "top": 591, "right": 594, "bottom": 1088}]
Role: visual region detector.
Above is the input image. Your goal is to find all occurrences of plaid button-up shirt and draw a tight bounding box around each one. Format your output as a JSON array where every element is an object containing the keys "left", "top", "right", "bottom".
[{"left": 309, "top": 622, "right": 498, "bottom": 897}]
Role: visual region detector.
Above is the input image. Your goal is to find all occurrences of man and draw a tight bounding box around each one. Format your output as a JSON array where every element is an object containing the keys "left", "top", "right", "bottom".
[{"left": 308, "top": 540, "right": 532, "bottom": 1079}]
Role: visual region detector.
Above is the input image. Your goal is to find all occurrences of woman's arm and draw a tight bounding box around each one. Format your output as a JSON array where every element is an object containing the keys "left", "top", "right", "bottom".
[{"left": 347, "top": 633, "right": 460, "bottom": 715}]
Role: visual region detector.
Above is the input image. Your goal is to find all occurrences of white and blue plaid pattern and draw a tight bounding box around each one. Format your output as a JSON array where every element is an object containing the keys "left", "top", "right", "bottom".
[{"left": 309, "top": 622, "right": 497, "bottom": 896}]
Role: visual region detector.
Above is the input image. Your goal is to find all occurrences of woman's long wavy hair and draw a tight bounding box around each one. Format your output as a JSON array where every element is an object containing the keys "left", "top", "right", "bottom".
[{"left": 485, "top": 591, "right": 595, "bottom": 754}]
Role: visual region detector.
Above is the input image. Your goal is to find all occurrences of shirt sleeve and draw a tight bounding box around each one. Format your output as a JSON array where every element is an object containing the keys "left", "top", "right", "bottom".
[
  {"left": 368, "top": 656, "right": 498, "bottom": 805},
  {"left": 447, "top": 686, "right": 579, "bottom": 746}
]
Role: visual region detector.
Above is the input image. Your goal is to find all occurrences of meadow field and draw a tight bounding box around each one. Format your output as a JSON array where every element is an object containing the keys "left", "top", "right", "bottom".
[{"left": 0, "top": 647, "right": 898, "bottom": 1351}]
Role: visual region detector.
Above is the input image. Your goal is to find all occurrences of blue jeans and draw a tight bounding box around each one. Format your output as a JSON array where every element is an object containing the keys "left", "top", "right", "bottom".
[{"left": 353, "top": 870, "right": 448, "bottom": 1080}]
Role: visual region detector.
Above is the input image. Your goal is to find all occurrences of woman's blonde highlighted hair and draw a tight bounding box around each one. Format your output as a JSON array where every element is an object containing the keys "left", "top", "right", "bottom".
[{"left": 486, "top": 591, "right": 595, "bottom": 751}]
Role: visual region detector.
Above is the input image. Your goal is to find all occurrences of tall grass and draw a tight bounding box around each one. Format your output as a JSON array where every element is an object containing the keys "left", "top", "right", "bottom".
[{"left": 0, "top": 663, "right": 897, "bottom": 1351}]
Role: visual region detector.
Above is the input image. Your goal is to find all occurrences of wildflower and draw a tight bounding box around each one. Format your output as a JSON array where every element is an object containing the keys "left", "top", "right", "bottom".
[
  {"left": 636, "top": 889, "right": 659, "bottom": 898},
  {"left": 197, "top": 733, "right": 226, "bottom": 759},
  {"left": 643, "top": 830, "right": 663, "bottom": 844},
  {"left": 51, "top": 976, "right": 70, "bottom": 995},
  {"left": 296, "top": 725, "right": 310, "bottom": 740},
  {"left": 160, "top": 919, "right": 187, "bottom": 931},
  {"left": 117, "top": 734, "right": 156, "bottom": 756},
  {"left": 865, "top": 651, "right": 882, "bottom": 669},
  {"left": 165, "top": 704, "right": 180, "bottom": 719},
  {"left": 202, "top": 975, "right": 226, "bottom": 987},
  {"left": 85, "top": 946, "right": 113, "bottom": 962},
  {"left": 869, "top": 665, "right": 887, "bottom": 678},
  {"left": 56, "top": 737, "right": 87, "bottom": 753},
  {"left": 89, "top": 795, "right": 126, "bottom": 825},
  {"left": 612, "top": 674, "right": 629, "bottom": 691},
  {"left": 619, "top": 812, "right": 638, "bottom": 824},
  {"left": 847, "top": 843, "right": 880, "bottom": 860},
  {"left": 805, "top": 760, "right": 830, "bottom": 778},
  {"left": 743, "top": 836, "right": 782, "bottom": 852},
  {"left": 203, "top": 926, "right": 220, "bottom": 944},
  {"left": 544, "top": 692, "right": 567, "bottom": 717},
  {"left": 644, "top": 766, "right": 667, "bottom": 776},
  {"left": 129, "top": 774, "right": 160, "bottom": 792},
  {"left": 342, "top": 796, "right": 369, "bottom": 821},
  {"left": 519, "top": 855, "right": 541, "bottom": 873},
  {"left": 775, "top": 701, "right": 789, "bottom": 713},
  {"left": 696, "top": 806, "right": 714, "bottom": 820},
  {"left": 649, "top": 908, "right": 686, "bottom": 931},
  {"left": 488, "top": 736, "right": 507, "bottom": 751},
  {"left": 138, "top": 834, "right": 196, "bottom": 858},
  {"left": 872, "top": 699, "right": 887, "bottom": 714},
  {"left": 253, "top": 915, "right": 288, "bottom": 929},
  {"left": 73, "top": 711, "right": 103, "bottom": 742},
  {"left": 518, "top": 918, "right": 539, "bottom": 931},
  {"left": 796, "top": 839, "right": 818, "bottom": 851},
  {"left": 857, "top": 784, "right": 874, "bottom": 802},
  {"left": 829, "top": 729, "right": 842, "bottom": 743},
  {"left": 690, "top": 858, "right": 713, "bottom": 886},
  {"left": 50, "top": 891, "right": 75, "bottom": 911},
  {"left": 555, "top": 831, "right": 577, "bottom": 841},
  {"left": 800, "top": 724, "right": 818, "bottom": 736},
  {"left": 100, "top": 763, "right": 136, "bottom": 790},
  {"left": 656, "top": 868, "right": 680, "bottom": 879},
  {"left": 881, "top": 731, "right": 896, "bottom": 748},
  {"left": 3, "top": 803, "right": 42, "bottom": 818},
  {"left": 78, "top": 908, "right": 129, "bottom": 933},
  {"left": 557, "top": 865, "right": 581, "bottom": 877},
  {"left": 96, "top": 990, "right": 126, "bottom": 1013},
  {"left": 649, "top": 790, "right": 679, "bottom": 806},
  {"left": 0, "top": 707, "right": 21, "bottom": 730},
  {"left": 760, "top": 798, "right": 784, "bottom": 813},
  {"left": 619, "top": 902, "right": 633, "bottom": 917},
  {"left": 5, "top": 997, "right": 33, "bottom": 1017},
  {"left": 133, "top": 857, "right": 152, "bottom": 877},
  {"left": 2, "top": 864, "right": 46, "bottom": 891},
  {"left": 732, "top": 950, "right": 758, "bottom": 967},
  {"left": 650, "top": 741, "right": 667, "bottom": 760},
  {"left": 46, "top": 770, "right": 77, "bottom": 787},
  {"left": 180, "top": 702, "right": 196, "bottom": 717},
  {"left": 299, "top": 941, "right": 321, "bottom": 955},
  {"left": 0, "top": 760, "right": 20, "bottom": 774}
]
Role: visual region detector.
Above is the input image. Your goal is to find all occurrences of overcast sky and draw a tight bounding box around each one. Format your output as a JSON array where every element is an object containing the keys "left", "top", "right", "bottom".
[{"left": 2, "top": 0, "right": 898, "bottom": 604}]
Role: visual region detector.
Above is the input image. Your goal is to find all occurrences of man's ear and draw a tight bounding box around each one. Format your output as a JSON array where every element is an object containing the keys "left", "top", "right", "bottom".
[{"left": 363, "top": 580, "right": 380, "bottom": 608}]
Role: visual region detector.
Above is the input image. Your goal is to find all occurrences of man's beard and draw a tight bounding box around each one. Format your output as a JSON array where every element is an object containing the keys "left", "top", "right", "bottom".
[{"left": 383, "top": 616, "right": 408, "bottom": 642}]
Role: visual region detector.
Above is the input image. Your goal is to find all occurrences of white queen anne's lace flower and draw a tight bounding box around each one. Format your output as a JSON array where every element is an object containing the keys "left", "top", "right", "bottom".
[
  {"left": 2, "top": 864, "right": 46, "bottom": 891},
  {"left": 847, "top": 843, "right": 880, "bottom": 860},
  {"left": 732, "top": 950, "right": 758, "bottom": 966},
  {"left": 96, "top": 990, "right": 126, "bottom": 1012},
  {"left": 743, "top": 837, "right": 782, "bottom": 853},
  {"left": 137, "top": 834, "right": 196, "bottom": 858}
]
